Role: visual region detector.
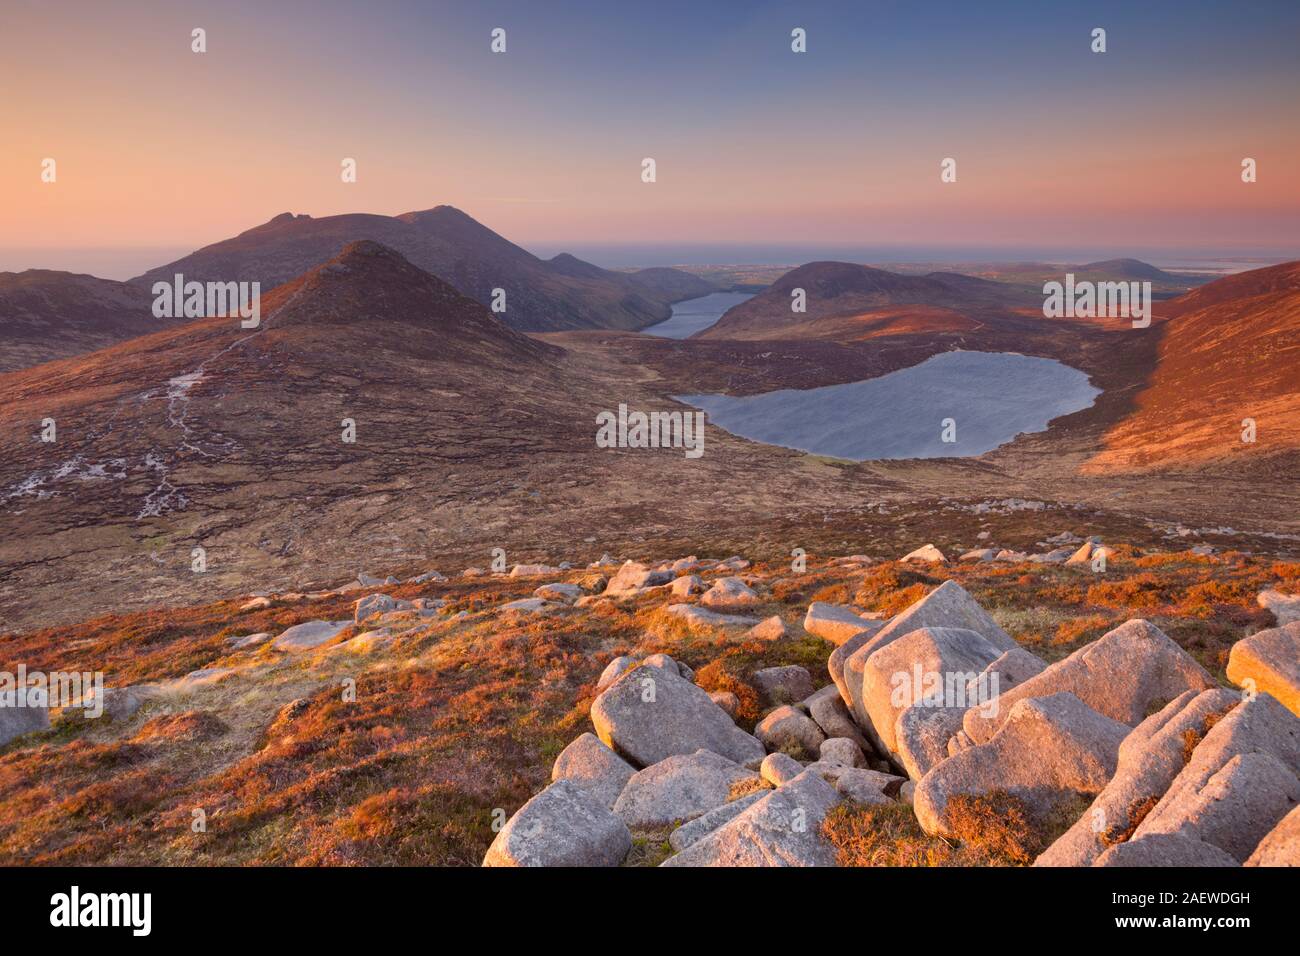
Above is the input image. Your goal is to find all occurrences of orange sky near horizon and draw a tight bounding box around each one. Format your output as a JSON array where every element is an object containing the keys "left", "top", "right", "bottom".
[{"left": 3, "top": 0, "right": 1298, "bottom": 257}]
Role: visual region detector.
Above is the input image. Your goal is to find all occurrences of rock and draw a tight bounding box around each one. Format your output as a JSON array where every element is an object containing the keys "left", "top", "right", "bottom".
[
  {"left": 534, "top": 582, "right": 582, "bottom": 603},
  {"left": 700, "top": 576, "right": 760, "bottom": 609},
  {"left": 1129, "top": 693, "right": 1300, "bottom": 862},
  {"left": 1246, "top": 803, "right": 1300, "bottom": 866},
  {"left": 831, "top": 767, "right": 896, "bottom": 805},
  {"left": 510, "top": 563, "right": 561, "bottom": 577},
  {"left": 804, "top": 602, "right": 883, "bottom": 646},
  {"left": 828, "top": 630, "right": 875, "bottom": 711},
  {"left": 357, "top": 572, "right": 397, "bottom": 587},
  {"left": 642, "top": 653, "right": 693, "bottom": 682},
  {"left": 720, "top": 556, "right": 750, "bottom": 571},
  {"left": 613, "top": 750, "right": 759, "bottom": 828},
  {"left": 662, "top": 769, "right": 840, "bottom": 867},
  {"left": 755, "top": 705, "right": 826, "bottom": 759},
  {"left": 1029, "top": 548, "right": 1074, "bottom": 564},
  {"left": 844, "top": 581, "right": 1019, "bottom": 748},
  {"left": 899, "top": 780, "right": 916, "bottom": 805},
  {"left": 240, "top": 596, "right": 272, "bottom": 611},
  {"left": 669, "top": 792, "right": 766, "bottom": 852},
  {"left": 669, "top": 574, "right": 705, "bottom": 598},
  {"left": 915, "top": 692, "right": 1130, "bottom": 838},
  {"left": 743, "top": 616, "right": 787, "bottom": 641},
  {"left": 498, "top": 598, "right": 554, "bottom": 614},
  {"left": 605, "top": 561, "right": 673, "bottom": 596},
  {"left": 751, "top": 666, "right": 814, "bottom": 705},
  {"left": 1094, "top": 832, "right": 1241, "bottom": 867},
  {"left": 332, "top": 628, "right": 394, "bottom": 655},
  {"left": 0, "top": 694, "right": 50, "bottom": 745},
  {"left": 820, "top": 737, "right": 866, "bottom": 768},
  {"left": 709, "top": 691, "right": 739, "bottom": 717},
  {"left": 483, "top": 780, "right": 631, "bottom": 867},
  {"left": 1035, "top": 688, "right": 1242, "bottom": 867},
  {"left": 860, "top": 626, "right": 1004, "bottom": 761},
  {"left": 354, "top": 593, "right": 411, "bottom": 623},
  {"left": 551, "top": 732, "right": 636, "bottom": 810},
  {"left": 1257, "top": 589, "right": 1300, "bottom": 626},
  {"left": 273, "top": 620, "right": 350, "bottom": 652},
  {"left": 1065, "top": 541, "right": 1115, "bottom": 567},
  {"left": 994, "top": 549, "right": 1028, "bottom": 562},
  {"left": 228, "top": 632, "right": 271, "bottom": 649},
  {"left": 902, "top": 544, "right": 946, "bottom": 564},
  {"left": 807, "top": 690, "right": 873, "bottom": 754},
  {"left": 591, "top": 665, "right": 765, "bottom": 767},
  {"left": 596, "top": 656, "right": 636, "bottom": 690},
  {"left": 963, "top": 619, "right": 1216, "bottom": 745},
  {"left": 664, "top": 604, "right": 760, "bottom": 631},
  {"left": 959, "top": 548, "right": 998, "bottom": 562},
  {"left": 760, "top": 752, "right": 804, "bottom": 786},
  {"left": 1227, "top": 622, "right": 1300, "bottom": 717},
  {"left": 411, "top": 569, "right": 446, "bottom": 584},
  {"left": 589, "top": 553, "right": 619, "bottom": 569}
]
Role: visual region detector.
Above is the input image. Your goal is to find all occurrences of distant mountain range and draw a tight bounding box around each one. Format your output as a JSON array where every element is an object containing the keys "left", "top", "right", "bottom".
[{"left": 133, "top": 206, "right": 715, "bottom": 333}]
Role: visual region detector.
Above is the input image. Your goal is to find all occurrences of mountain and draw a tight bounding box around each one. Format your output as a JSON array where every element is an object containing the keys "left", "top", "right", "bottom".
[
  {"left": 1084, "top": 261, "right": 1300, "bottom": 472},
  {"left": 696, "top": 261, "right": 1035, "bottom": 340},
  {"left": 619, "top": 266, "right": 718, "bottom": 302},
  {"left": 1075, "top": 258, "right": 1186, "bottom": 283},
  {"left": 0, "top": 270, "right": 171, "bottom": 372},
  {"left": 134, "top": 206, "right": 677, "bottom": 332}
]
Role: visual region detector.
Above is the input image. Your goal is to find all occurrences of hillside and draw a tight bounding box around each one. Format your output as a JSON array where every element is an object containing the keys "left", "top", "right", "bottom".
[
  {"left": 697, "top": 261, "right": 1035, "bottom": 340},
  {"left": 134, "top": 207, "right": 677, "bottom": 332},
  {"left": 1085, "top": 261, "right": 1300, "bottom": 472},
  {"left": 0, "top": 270, "right": 173, "bottom": 372}
]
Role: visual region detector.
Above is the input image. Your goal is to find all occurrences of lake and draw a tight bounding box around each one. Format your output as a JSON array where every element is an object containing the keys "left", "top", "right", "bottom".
[
  {"left": 641, "top": 291, "right": 754, "bottom": 339},
  {"left": 677, "top": 350, "right": 1101, "bottom": 460}
]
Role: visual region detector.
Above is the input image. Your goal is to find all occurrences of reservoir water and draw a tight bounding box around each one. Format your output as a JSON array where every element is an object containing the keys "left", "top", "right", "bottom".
[
  {"left": 677, "top": 350, "right": 1100, "bottom": 460},
  {"left": 642, "top": 291, "right": 754, "bottom": 339}
]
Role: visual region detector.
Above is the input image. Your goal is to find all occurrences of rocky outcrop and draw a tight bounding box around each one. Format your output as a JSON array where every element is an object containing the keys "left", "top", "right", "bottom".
[
  {"left": 613, "top": 749, "right": 759, "bottom": 828},
  {"left": 1035, "top": 688, "right": 1241, "bottom": 866},
  {"left": 915, "top": 692, "right": 1130, "bottom": 838},
  {"left": 963, "top": 619, "right": 1215, "bottom": 744},
  {"left": 1227, "top": 622, "right": 1300, "bottom": 716},
  {"left": 551, "top": 732, "right": 636, "bottom": 810},
  {"left": 483, "top": 780, "right": 631, "bottom": 867},
  {"left": 1246, "top": 803, "right": 1300, "bottom": 866},
  {"left": 591, "top": 665, "right": 765, "bottom": 767},
  {"left": 661, "top": 769, "right": 840, "bottom": 867}
]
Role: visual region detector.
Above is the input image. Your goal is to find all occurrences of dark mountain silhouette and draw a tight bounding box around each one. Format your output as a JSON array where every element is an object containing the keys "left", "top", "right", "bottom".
[{"left": 133, "top": 206, "right": 685, "bottom": 333}]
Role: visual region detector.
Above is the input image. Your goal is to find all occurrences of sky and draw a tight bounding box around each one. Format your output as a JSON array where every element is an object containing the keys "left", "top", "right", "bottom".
[{"left": 2, "top": 0, "right": 1298, "bottom": 275}]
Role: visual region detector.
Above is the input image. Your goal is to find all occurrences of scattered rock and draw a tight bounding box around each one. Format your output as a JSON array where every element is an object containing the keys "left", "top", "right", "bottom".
[
  {"left": 1130, "top": 692, "right": 1300, "bottom": 862},
  {"left": 591, "top": 665, "right": 765, "bottom": 767},
  {"left": 354, "top": 593, "right": 411, "bottom": 623},
  {"left": 1257, "top": 589, "right": 1300, "bottom": 626},
  {"left": 240, "top": 596, "right": 272, "bottom": 611},
  {"left": 551, "top": 732, "right": 637, "bottom": 811},
  {"left": 820, "top": 737, "right": 865, "bottom": 768},
  {"left": 804, "top": 602, "right": 883, "bottom": 646},
  {"left": 228, "top": 632, "right": 271, "bottom": 649},
  {"left": 959, "top": 548, "right": 998, "bottom": 562},
  {"left": 273, "top": 620, "right": 350, "bottom": 652},
  {"left": 915, "top": 692, "right": 1130, "bottom": 838},
  {"left": 963, "top": 619, "right": 1216, "bottom": 745},
  {"left": 709, "top": 690, "right": 739, "bottom": 717},
  {"left": 664, "top": 604, "right": 760, "bottom": 631},
  {"left": 1246, "top": 803, "right": 1300, "bottom": 866},
  {"left": 605, "top": 561, "right": 673, "bottom": 596},
  {"left": 751, "top": 666, "right": 814, "bottom": 705},
  {"left": 668, "top": 792, "right": 766, "bottom": 852},
  {"left": 613, "top": 749, "right": 760, "bottom": 828},
  {"left": 755, "top": 705, "right": 826, "bottom": 758},
  {"left": 499, "top": 598, "right": 554, "bottom": 615},
  {"left": 902, "top": 544, "right": 946, "bottom": 564},
  {"left": 700, "top": 576, "right": 760, "bottom": 609},
  {"left": 760, "top": 752, "right": 804, "bottom": 786},
  {"left": 1094, "top": 832, "right": 1241, "bottom": 867},
  {"left": 534, "top": 582, "right": 582, "bottom": 603},
  {"left": 483, "top": 780, "right": 631, "bottom": 867},
  {"left": 670, "top": 574, "right": 705, "bottom": 598},
  {"left": 743, "top": 616, "right": 787, "bottom": 641},
  {"left": 1036, "top": 688, "right": 1241, "bottom": 867},
  {"left": 1227, "top": 622, "right": 1300, "bottom": 717},
  {"left": 662, "top": 769, "right": 840, "bottom": 867}
]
